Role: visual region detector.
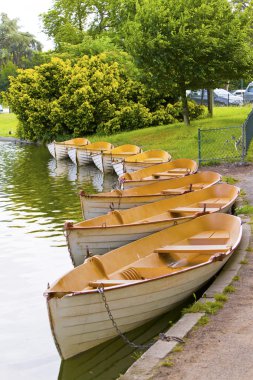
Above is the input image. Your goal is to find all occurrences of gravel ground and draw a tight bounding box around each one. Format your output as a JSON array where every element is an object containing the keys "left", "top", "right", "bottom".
[{"left": 152, "top": 162, "right": 253, "bottom": 380}]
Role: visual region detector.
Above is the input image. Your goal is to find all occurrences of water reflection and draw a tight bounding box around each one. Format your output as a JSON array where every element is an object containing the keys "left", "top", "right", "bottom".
[
  {"left": 0, "top": 142, "right": 119, "bottom": 380},
  {"left": 59, "top": 304, "right": 186, "bottom": 380},
  {"left": 0, "top": 142, "right": 192, "bottom": 380}
]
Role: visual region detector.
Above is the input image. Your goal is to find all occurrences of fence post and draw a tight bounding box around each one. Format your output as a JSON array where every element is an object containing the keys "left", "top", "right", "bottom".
[
  {"left": 198, "top": 128, "right": 201, "bottom": 166},
  {"left": 241, "top": 123, "right": 246, "bottom": 162}
]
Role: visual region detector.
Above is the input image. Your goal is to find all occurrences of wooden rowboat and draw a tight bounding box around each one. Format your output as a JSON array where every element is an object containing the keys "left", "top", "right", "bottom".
[
  {"left": 45, "top": 213, "right": 242, "bottom": 359},
  {"left": 118, "top": 158, "right": 198, "bottom": 189},
  {"left": 68, "top": 142, "right": 114, "bottom": 166},
  {"left": 80, "top": 171, "right": 221, "bottom": 219},
  {"left": 112, "top": 149, "right": 172, "bottom": 177},
  {"left": 92, "top": 144, "right": 142, "bottom": 173},
  {"left": 66, "top": 183, "right": 239, "bottom": 266},
  {"left": 47, "top": 138, "right": 90, "bottom": 160}
]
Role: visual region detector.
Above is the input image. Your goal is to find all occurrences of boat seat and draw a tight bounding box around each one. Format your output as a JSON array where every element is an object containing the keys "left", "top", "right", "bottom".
[
  {"left": 88, "top": 256, "right": 109, "bottom": 278},
  {"left": 143, "top": 158, "right": 164, "bottom": 162},
  {"left": 154, "top": 245, "right": 229, "bottom": 253},
  {"left": 89, "top": 279, "right": 142, "bottom": 288},
  {"left": 168, "top": 207, "right": 220, "bottom": 213},
  {"left": 198, "top": 198, "right": 230, "bottom": 208},
  {"left": 161, "top": 188, "right": 188, "bottom": 195},
  {"left": 188, "top": 231, "right": 230, "bottom": 245}
]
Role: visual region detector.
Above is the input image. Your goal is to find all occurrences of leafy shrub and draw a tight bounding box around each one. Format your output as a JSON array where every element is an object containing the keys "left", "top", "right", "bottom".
[{"left": 6, "top": 54, "right": 206, "bottom": 142}]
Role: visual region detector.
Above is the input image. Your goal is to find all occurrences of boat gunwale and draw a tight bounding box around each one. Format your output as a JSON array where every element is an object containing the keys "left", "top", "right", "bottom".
[{"left": 45, "top": 242, "right": 240, "bottom": 299}]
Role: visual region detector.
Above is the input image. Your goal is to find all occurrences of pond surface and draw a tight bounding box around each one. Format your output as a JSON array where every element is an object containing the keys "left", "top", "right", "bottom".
[{"left": 0, "top": 142, "right": 186, "bottom": 380}]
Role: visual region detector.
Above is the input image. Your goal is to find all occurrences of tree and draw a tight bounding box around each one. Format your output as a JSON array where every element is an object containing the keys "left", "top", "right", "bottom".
[
  {"left": 0, "top": 13, "right": 43, "bottom": 91},
  {"left": 40, "top": 0, "right": 137, "bottom": 49},
  {"left": 0, "top": 13, "right": 42, "bottom": 67},
  {"left": 123, "top": 0, "right": 253, "bottom": 125}
]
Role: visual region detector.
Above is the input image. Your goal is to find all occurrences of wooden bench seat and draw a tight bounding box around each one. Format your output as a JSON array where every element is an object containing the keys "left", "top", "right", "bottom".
[
  {"left": 198, "top": 198, "right": 230, "bottom": 208},
  {"left": 189, "top": 230, "right": 229, "bottom": 245},
  {"left": 154, "top": 244, "right": 229, "bottom": 253},
  {"left": 89, "top": 279, "right": 142, "bottom": 288},
  {"left": 168, "top": 207, "right": 220, "bottom": 213}
]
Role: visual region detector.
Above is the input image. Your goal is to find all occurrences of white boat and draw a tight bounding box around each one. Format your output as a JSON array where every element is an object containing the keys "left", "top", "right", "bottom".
[
  {"left": 113, "top": 150, "right": 172, "bottom": 177},
  {"left": 45, "top": 213, "right": 242, "bottom": 359},
  {"left": 68, "top": 142, "right": 114, "bottom": 166},
  {"left": 47, "top": 138, "right": 90, "bottom": 160},
  {"left": 92, "top": 144, "right": 142, "bottom": 173},
  {"left": 66, "top": 183, "right": 239, "bottom": 266},
  {"left": 118, "top": 158, "right": 198, "bottom": 189},
  {"left": 80, "top": 171, "right": 221, "bottom": 219}
]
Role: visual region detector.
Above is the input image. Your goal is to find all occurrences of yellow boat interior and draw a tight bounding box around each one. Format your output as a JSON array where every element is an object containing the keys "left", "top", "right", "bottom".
[
  {"left": 49, "top": 214, "right": 241, "bottom": 295},
  {"left": 119, "top": 158, "right": 198, "bottom": 181},
  {"left": 103, "top": 144, "right": 142, "bottom": 156},
  {"left": 76, "top": 141, "right": 114, "bottom": 151},
  {"left": 124, "top": 149, "right": 171, "bottom": 163},
  {"left": 87, "top": 171, "right": 222, "bottom": 199},
  {"left": 57, "top": 138, "right": 91, "bottom": 146},
  {"left": 71, "top": 184, "right": 239, "bottom": 229}
]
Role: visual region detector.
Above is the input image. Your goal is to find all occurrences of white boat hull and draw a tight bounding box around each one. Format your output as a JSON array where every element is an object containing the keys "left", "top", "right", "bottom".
[
  {"left": 67, "top": 219, "right": 180, "bottom": 266},
  {"left": 47, "top": 142, "right": 69, "bottom": 160},
  {"left": 80, "top": 194, "right": 170, "bottom": 219},
  {"left": 68, "top": 148, "right": 94, "bottom": 166},
  {"left": 47, "top": 256, "right": 233, "bottom": 359},
  {"left": 92, "top": 153, "right": 124, "bottom": 173}
]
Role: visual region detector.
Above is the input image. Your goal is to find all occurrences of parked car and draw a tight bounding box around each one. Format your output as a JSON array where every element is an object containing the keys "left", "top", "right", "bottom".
[
  {"left": 243, "top": 82, "right": 253, "bottom": 103},
  {"left": 0, "top": 104, "right": 3, "bottom": 112},
  {"left": 232, "top": 89, "right": 245, "bottom": 97},
  {"left": 188, "top": 89, "right": 243, "bottom": 106}
]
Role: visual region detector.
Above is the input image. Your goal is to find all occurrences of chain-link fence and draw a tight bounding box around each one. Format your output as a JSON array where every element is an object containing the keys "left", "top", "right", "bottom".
[{"left": 198, "top": 108, "right": 253, "bottom": 165}]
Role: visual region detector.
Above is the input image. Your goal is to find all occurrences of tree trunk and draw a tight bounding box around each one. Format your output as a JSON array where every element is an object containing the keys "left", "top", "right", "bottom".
[
  {"left": 207, "top": 89, "right": 214, "bottom": 117},
  {"left": 181, "top": 88, "right": 190, "bottom": 125}
]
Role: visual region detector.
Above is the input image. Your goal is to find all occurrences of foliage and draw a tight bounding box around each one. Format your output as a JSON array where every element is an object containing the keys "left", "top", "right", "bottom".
[
  {"left": 0, "top": 13, "right": 42, "bottom": 67},
  {"left": 5, "top": 52, "right": 206, "bottom": 141},
  {"left": 123, "top": 0, "right": 253, "bottom": 125}
]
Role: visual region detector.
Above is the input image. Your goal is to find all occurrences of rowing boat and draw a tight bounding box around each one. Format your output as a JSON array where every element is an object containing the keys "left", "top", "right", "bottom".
[
  {"left": 45, "top": 213, "right": 242, "bottom": 359},
  {"left": 118, "top": 158, "right": 198, "bottom": 189},
  {"left": 68, "top": 142, "right": 114, "bottom": 166},
  {"left": 80, "top": 171, "right": 221, "bottom": 219},
  {"left": 92, "top": 144, "right": 142, "bottom": 173},
  {"left": 47, "top": 138, "right": 90, "bottom": 160},
  {"left": 66, "top": 183, "right": 239, "bottom": 266},
  {"left": 112, "top": 150, "right": 172, "bottom": 177}
]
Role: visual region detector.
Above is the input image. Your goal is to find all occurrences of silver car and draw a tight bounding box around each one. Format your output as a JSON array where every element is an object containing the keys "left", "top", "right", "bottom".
[
  {"left": 188, "top": 89, "right": 243, "bottom": 106},
  {"left": 243, "top": 82, "right": 253, "bottom": 103}
]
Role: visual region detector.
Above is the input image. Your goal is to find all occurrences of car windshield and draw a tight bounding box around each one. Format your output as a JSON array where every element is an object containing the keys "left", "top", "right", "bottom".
[{"left": 247, "top": 86, "right": 253, "bottom": 93}]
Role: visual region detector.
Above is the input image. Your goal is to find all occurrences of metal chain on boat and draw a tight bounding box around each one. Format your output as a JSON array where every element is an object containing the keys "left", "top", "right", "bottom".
[
  {"left": 97, "top": 284, "right": 185, "bottom": 350},
  {"left": 97, "top": 284, "right": 154, "bottom": 349}
]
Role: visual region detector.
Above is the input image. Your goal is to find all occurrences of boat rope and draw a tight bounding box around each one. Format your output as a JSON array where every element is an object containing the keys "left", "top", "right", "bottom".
[{"left": 97, "top": 284, "right": 185, "bottom": 350}]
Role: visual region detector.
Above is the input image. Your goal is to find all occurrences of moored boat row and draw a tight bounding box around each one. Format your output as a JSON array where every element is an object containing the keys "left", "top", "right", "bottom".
[
  {"left": 47, "top": 137, "right": 173, "bottom": 175},
  {"left": 44, "top": 153, "right": 242, "bottom": 361}
]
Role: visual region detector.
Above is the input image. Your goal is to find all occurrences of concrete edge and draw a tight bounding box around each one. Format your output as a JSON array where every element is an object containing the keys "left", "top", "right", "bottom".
[{"left": 118, "top": 219, "right": 251, "bottom": 380}]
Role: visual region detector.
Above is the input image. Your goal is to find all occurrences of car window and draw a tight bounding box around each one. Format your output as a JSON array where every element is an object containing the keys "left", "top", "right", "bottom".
[{"left": 246, "top": 86, "right": 253, "bottom": 93}]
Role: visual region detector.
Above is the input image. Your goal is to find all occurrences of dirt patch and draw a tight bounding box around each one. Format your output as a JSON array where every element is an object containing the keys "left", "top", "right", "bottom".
[{"left": 152, "top": 162, "right": 253, "bottom": 380}]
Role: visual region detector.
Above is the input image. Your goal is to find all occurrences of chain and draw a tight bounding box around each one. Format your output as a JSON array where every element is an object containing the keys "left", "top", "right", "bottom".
[
  {"left": 98, "top": 284, "right": 154, "bottom": 349},
  {"left": 97, "top": 284, "right": 185, "bottom": 350}
]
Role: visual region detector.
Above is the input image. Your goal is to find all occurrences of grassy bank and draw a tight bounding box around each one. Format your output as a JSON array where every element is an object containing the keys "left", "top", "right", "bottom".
[
  {"left": 0, "top": 106, "right": 252, "bottom": 161},
  {"left": 0, "top": 113, "right": 18, "bottom": 137}
]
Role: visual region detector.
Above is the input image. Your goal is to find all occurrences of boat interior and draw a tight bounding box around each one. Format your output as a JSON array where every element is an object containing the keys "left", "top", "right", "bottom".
[
  {"left": 89, "top": 171, "right": 222, "bottom": 198},
  {"left": 51, "top": 214, "right": 241, "bottom": 295},
  {"left": 119, "top": 159, "right": 198, "bottom": 182},
  {"left": 57, "top": 138, "right": 90, "bottom": 146}
]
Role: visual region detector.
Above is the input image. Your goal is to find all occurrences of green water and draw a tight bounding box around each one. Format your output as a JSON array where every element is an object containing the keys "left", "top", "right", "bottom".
[{"left": 0, "top": 142, "right": 188, "bottom": 380}]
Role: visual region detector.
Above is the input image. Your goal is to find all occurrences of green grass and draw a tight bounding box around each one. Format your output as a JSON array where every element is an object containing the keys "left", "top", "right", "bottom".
[
  {"left": 0, "top": 106, "right": 252, "bottom": 161},
  {"left": 0, "top": 113, "right": 18, "bottom": 137}
]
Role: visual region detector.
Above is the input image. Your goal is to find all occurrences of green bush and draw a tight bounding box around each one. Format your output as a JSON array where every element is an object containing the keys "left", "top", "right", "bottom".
[{"left": 5, "top": 53, "right": 206, "bottom": 142}]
